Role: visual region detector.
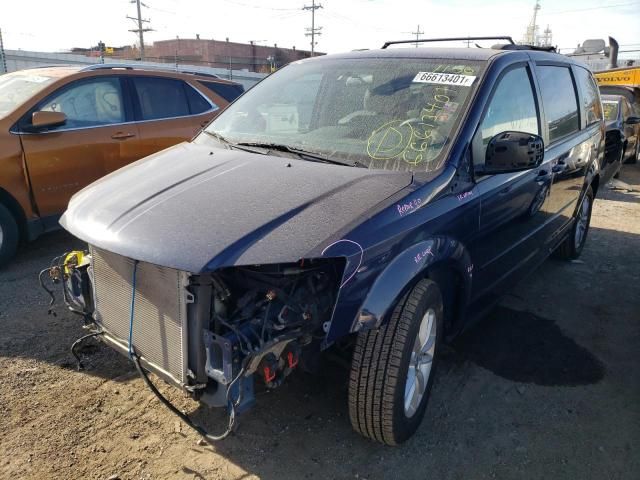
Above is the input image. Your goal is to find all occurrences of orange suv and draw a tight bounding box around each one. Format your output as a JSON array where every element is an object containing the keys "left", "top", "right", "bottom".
[{"left": 0, "top": 64, "right": 244, "bottom": 265}]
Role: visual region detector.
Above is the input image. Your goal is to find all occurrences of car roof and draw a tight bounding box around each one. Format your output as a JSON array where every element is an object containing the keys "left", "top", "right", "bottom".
[
  {"left": 601, "top": 95, "right": 622, "bottom": 102},
  {"left": 303, "top": 46, "right": 584, "bottom": 67},
  {"left": 12, "top": 65, "right": 237, "bottom": 84},
  {"left": 324, "top": 47, "right": 503, "bottom": 61},
  {"left": 9, "top": 66, "right": 84, "bottom": 78}
]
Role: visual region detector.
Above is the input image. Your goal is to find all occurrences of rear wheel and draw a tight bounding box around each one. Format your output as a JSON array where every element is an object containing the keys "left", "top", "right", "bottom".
[
  {"left": 631, "top": 142, "right": 639, "bottom": 164},
  {"left": 555, "top": 186, "right": 593, "bottom": 260},
  {"left": 0, "top": 204, "right": 19, "bottom": 268},
  {"left": 349, "top": 278, "right": 443, "bottom": 445}
]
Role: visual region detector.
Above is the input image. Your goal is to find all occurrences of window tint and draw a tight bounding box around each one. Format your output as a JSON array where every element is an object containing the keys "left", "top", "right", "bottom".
[
  {"left": 185, "top": 84, "right": 216, "bottom": 114},
  {"left": 199, "top": 81, "right": 245, "bottom": 102},
  {"left": 575, "top": 67, "right": 601, "bottom": 126},
  {"left": 39, "top": 77, "right": 124, "bottom": 129},
  {"left": 473, "top": 66, "right": 538, "bottom": 166},
  {"left": 537, "top": 66, "right": 579, "bottom": 143},
  {"left": 133, "top": 77, "right": 189, "bottom": 120}
]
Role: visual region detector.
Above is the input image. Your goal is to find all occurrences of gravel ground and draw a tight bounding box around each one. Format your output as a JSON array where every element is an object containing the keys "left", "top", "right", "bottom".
[{"left": 1, "top": 164, "right": 639, "bottom": 480}]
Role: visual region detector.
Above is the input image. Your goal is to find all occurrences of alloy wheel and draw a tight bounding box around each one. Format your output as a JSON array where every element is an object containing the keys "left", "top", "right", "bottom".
[
  {"left": 404, "top": 308, "right": 437, "bottom": 418},
  {"left": 574, "top": 195, "right": 591, "bottom": 248}
]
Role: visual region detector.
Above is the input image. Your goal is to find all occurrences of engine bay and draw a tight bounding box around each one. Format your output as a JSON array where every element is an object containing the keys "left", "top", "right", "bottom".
[{"left": 198, "top": 260, "right": 344, "bottom": 410}]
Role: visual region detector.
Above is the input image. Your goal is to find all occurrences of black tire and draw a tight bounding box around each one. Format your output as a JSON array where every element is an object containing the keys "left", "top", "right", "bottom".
[
  {"left": 628, "top": 142, "right": 639, "bottom": 164},
  {"left": 0, "top": 203, "right": 19, "bottom": 268},
  {"left": 554, "top": 186, "right": 593, "bottom": 260},
  {"left": 613, "top": 146, "right": 624, "bottom": 179},
  {"left": 349, "top": 278, "right": 444, "bottom": 445}
]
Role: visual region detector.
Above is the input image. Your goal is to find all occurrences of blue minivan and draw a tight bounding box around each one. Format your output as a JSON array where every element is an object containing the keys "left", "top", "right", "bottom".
[{"left": 52, "top": 37, "right": 604, "bottom": 445}]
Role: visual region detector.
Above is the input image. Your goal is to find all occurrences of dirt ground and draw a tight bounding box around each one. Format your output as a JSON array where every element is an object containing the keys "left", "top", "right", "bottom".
[{"left": 1, "top": 164, "right": 639, "bottom": 480}]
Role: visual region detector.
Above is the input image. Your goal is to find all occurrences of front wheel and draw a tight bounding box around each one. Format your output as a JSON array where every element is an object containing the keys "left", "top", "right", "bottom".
[
  {"left": 349, "top": 278, "right": 443, "bottom": 445},
  {"left": 554, "top": 186, "right": 594, "bottom": 260}
]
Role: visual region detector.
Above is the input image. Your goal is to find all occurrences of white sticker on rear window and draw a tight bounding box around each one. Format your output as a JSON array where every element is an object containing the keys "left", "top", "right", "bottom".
[{"left": 413, "top": 72, "right": 476, "bottom": 87}]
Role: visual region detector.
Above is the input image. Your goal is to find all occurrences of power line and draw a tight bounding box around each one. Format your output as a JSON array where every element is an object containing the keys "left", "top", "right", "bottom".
[
  {"left": 544, "top": 1, "right": 639, "bottom": 15},
  {"left": 303, "top": 0, "right": 322, "bottom": 56},
  {"left": 127, "top": 0, "right": 153, "bottom": 60}
]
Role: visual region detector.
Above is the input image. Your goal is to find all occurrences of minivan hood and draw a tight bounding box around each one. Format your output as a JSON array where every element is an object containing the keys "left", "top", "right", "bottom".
[{"left": 61, "top": 143, "right": 412, "bottom": 272}]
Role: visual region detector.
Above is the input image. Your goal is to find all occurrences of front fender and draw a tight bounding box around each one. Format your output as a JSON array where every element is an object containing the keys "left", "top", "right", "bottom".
[{"left": 354, "top": 235, "right": 473, "bottom": 332}]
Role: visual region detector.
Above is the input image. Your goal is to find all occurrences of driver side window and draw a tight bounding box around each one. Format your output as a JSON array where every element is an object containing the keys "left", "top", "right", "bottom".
[
  {"left": 39, "top": 77, "right": 125, "bottom": 130},
  {"left": 473, "top": 66, "right": 539, "bottom": 168}
]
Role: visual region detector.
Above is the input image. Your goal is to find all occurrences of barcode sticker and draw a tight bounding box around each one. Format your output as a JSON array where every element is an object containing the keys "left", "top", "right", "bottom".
[{"left": 413, "top": 72, "right": 477, "bottom": 86}]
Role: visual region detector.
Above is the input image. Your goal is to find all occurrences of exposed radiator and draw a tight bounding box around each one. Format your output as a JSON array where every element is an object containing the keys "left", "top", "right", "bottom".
[{"left": 89, "top": 246, "right": 190, "bottom": 387}]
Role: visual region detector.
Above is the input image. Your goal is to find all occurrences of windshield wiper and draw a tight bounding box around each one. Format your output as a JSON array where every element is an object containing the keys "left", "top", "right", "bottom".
[
  {"left": 235, "top": 142, "right": 367, "bottom": 168},
  {"left": 201, "top": 130, "right": 231, "bottom": 146},
  {"left": 201, "top": 131, "right": 270, "bottom": 155}
]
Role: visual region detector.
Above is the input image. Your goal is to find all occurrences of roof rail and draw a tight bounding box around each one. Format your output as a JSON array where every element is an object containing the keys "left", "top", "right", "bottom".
[
  {"left": 381, "top": 36, "right": 515, "bottom": 49},
  {"left": 80, "top": 63, "right": 223, "bottom": 80}
]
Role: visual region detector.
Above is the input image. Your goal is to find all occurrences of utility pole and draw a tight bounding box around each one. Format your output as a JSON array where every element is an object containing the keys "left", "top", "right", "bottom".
[
  {"left": 411, "top": 25, "right": 424, "bottom": 48},
  {"left": 463, "top": 37, "right": 472, "bottom": 48},
  {"left": 174, "top": 36, "right": 179, "bottom": 70},
  {"left": 303, "top": 0, "right": 322, "bottom": 56},
  {"left": 98, "top": 40, "right": 106, "bottom": 64},
  {"left": 403, "top": 25, "right": 424, "bottom": 48},
  {"left": 0, "top": 28, "right": 7, "bottom": 74},
  {"left": 127, "top": 0, "right": 153, "bottom": 61}
]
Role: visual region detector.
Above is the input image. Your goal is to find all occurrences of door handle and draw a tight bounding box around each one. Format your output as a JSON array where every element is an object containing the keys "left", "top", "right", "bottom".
[{"left": 111, "top": 132, "right": 135, "bottom": 140}]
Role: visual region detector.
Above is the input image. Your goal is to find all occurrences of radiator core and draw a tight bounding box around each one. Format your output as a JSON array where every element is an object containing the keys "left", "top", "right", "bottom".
[{"left": 89, "top": 246, "right": 190, "bottom": 386}]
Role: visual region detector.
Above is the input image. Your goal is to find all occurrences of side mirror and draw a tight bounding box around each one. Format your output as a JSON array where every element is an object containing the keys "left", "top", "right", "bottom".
[
  {"left": 480, "top": 131, "right": 544, "bottom": 174},
  {"left": 625, "top": 116, "right": 640, "bottom": 125},
  {"left": 31, "top": 111, "right": 67, "bottom": 129}
]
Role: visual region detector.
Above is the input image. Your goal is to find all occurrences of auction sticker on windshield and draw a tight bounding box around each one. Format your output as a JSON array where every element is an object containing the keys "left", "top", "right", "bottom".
[{"left": 413, "top": 72, "right": 476, "bottom": 87}]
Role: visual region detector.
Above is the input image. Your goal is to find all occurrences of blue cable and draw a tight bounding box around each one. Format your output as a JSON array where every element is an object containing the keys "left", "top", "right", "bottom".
[{"left": 128, "top": 260, "right": 139, "bottom": 359}]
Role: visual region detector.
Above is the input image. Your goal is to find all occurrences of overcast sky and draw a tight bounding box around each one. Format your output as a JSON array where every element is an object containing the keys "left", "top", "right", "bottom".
[{"left": 2, "top": 0, "right": 639, "bottom": 56}]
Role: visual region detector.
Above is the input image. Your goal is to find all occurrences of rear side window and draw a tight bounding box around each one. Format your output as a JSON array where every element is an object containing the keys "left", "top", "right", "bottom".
[
  {"left": 199, "top": 81, "right": 245, "bottom": 102},
  {"left": 473, "top": 66, "right": 539, "bottom": 166},
  {"left": 574, "top": 67, "right": 602, "bottom": 126},
  {"left": 185, "top": 84, "right": 216, "bottom": 114},
  {"left": 537, "top": 66, "right": 580, "bottom": 143},
  {"left": 133, "top": 77, "right": 189, "bottom": 120}
]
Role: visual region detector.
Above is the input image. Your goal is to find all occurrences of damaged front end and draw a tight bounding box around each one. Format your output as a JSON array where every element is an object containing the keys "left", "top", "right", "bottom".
[{"left": 43, "top": 246, "right": 344, "bottom": 440}]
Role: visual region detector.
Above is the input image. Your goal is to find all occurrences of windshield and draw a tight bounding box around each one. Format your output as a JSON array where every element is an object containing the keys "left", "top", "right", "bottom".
[
  {"left": 0, "top": 71, "right": 58, "bottom": 118},
  {"left": 602, "top": 101, "right": 619, "bottom": 121},
  {"left": 196, "top": 57, "right": 485, "bottom": 172}
]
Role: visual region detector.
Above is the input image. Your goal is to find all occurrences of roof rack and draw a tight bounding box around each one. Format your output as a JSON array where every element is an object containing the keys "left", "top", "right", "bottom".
[
  {"left": 381, "top": 36, "right": 515, "bottom": 49},
  {"left": 80, "top": 63, "right": 222, "bottom": 79}
]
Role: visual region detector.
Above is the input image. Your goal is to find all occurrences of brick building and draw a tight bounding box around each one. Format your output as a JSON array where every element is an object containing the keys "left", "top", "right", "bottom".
[{"left": 144, "top": 38, "right": 322, "bottom": 73}]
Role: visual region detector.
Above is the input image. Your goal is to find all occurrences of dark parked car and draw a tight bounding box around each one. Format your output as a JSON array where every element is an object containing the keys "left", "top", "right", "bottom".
[
  {"left": 601, "top": 94, "right": 640, "bottom": 166},
  {"left": 50, "top": 38, "right": 604, "bottom": 446}
]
